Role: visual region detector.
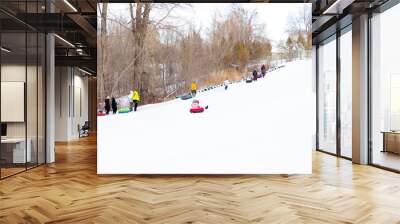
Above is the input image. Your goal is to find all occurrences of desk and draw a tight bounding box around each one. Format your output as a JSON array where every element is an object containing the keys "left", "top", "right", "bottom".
[
  {"left": 382, "top": 131, "right": 400, "bottom": 154},
  {"left": 1, "top": 138, "right": 31, "bottom": 163}
]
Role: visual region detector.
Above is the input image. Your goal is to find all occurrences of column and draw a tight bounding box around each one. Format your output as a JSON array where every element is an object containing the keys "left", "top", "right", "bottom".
[
  {"left": 352, "top": 14, "right": 369, "bottom": 164},
  {"left": 46, "top": 0, "right": 55, "bottom": 163}
]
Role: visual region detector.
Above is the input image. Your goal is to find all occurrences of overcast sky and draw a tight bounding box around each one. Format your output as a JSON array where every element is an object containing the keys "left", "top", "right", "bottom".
[{"left": 105, "top": 3, "right": 310, "bottom": 46}]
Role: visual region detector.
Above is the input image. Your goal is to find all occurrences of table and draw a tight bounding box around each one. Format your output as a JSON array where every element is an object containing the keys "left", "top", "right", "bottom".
[
  {"left": 1, "top": 138, "right": 31, "bottom": 164},
  {"left": 381, "top": 131, "right": 400, "bottom": 154}
]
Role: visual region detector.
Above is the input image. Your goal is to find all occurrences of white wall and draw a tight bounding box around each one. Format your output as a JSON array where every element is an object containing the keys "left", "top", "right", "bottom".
[
  {"left": 55, "top": 67, "right": 89, "bottom": 141},
  {"left": 71, "top": 73, "right": 89, "bottom": 138},
  {"left": 55, "top": 67, "right": 69, "bottom": 141}
]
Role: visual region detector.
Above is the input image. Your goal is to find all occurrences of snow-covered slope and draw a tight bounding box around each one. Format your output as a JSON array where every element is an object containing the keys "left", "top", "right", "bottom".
[{"left": 98, "top": 59, "right": 314, "bottom": 174}]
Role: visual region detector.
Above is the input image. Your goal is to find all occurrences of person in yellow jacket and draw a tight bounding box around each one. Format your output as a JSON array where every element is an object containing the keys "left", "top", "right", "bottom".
[
  {"left": 191, "top": 81, "right": 197, "bottom": 97},
  {"left": 130, "top": 90, "right": 140, "bottom": 112}
]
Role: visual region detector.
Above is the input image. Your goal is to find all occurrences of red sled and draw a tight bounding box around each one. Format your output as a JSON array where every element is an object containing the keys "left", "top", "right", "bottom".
[{"left": 190, "top": 107, "right": 204, "bottom": 113}]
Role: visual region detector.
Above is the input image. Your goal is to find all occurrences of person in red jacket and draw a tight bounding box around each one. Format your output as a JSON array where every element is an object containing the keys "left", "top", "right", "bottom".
[{"left": 190, "top": 99, "right": 208, "bottom": 113}]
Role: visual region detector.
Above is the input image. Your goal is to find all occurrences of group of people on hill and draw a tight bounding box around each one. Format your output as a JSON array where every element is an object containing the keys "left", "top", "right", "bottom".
[
  {"left": 103, "top": 90, "right": 140, "bottom": 115},
  {"left": 104, "top": 64, "right": 267, "bottom": 115},
  {"left": 104, "top": 96, "right": 118, "bottom": 115},
  {"left": 102, "top": 81, "right": 202, "bottom": 115},
  {"left": 252, "top": 64, "right": 267, "bottom": 81}
]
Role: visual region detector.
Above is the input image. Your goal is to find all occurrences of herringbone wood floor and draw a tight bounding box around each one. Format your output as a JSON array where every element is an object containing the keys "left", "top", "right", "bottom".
[{"left": 1, "top": 135, "right": 400, "bottom": 224}]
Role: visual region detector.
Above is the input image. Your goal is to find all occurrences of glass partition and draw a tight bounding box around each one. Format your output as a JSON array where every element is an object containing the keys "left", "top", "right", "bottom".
[
  {"left": 27, "top": 31, "right": 38, "bottom": 169},
  {"left": 1, "top": 31, "right": 28, "bottom": 177},
  {"left": 26, "top": 0, "right": 45, "bottom": 169},
  {"left": 0, "top": 2, "right": 46, "bottom": 179},
  {"left": 38, "top": 32, "right": 45, "bottom": 165}
]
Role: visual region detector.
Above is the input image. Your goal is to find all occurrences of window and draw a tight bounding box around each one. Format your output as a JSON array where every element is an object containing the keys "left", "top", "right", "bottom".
[
  {"left": 340, "top": 27, "right": 352, "bottom": 158},
  {"left": 370, "top": 3, "right": 400, "bottom": 171},
  {"left": 318, "top": 36, "right": 337, "bottom": 154}
]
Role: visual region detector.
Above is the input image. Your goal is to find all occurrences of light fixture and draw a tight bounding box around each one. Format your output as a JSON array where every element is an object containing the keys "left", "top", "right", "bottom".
[
  {"left": 323, "top": 0, "right": 355, "bottom": 15},
  {"left": 63, "top": 0, "right": 78, "bottom": 12},
  {"left": 1, "top": 47, "right": 11, "bottom": 53},
  {"left": 76, "top": 48, "right": 86, "bottom": 56},
  {"left": 54, "top": 34, "right": 75, "bottom": 48},
  {"left": 78, "top": 67, "right": 93, "bottom": 76}
]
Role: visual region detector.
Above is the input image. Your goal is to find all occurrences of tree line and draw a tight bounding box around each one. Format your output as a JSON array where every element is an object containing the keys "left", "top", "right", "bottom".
[{"left": 98, "top": 3, "right": 311, "bottom": 106}]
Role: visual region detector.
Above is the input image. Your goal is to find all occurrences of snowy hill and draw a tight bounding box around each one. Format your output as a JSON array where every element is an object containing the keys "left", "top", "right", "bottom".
[{"left": 98, "top": 59, "right": 314, "bottom": 174}]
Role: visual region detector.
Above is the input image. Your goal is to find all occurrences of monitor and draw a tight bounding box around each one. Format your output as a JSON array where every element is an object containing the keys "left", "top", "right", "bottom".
[{"left": 1, "top": 123, "right": 7, "bottom": 137}]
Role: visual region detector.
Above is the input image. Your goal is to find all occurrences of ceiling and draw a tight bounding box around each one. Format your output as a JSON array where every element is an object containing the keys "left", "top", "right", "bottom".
[
  {"left": 311, "top": 0, "right": 390, "bottom": 44},
  {"left": 1, "top": 0, "right": 397, "bottom": 75},
  {"left": 0, "top": 0, "right": 97, "bottom": 74}
]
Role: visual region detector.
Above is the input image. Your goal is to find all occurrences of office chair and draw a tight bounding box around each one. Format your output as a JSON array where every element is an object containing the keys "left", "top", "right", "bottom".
[{"left": 79, "top": 121, "right": 90, "bottom": 138}]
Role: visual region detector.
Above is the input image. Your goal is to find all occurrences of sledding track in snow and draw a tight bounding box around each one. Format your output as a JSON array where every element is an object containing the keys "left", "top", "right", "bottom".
[{"left": 98, "top": 59, "right": 314, "bottom": 174}]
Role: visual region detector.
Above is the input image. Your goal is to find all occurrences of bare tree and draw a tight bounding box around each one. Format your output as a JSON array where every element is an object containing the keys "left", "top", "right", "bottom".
[
  {"left": 285, "top": 5, "right": 311, "bottom": 36},
  {"left": 97, "top": 4, "right": 301, "bottom": 108},
  {"left": 98, "top": 2, "right": 108, "bottom": 102},
  {"left": 129, "top": 3, "right": 151, "bottom": 94},
  {"left": 283, "top": 5, "right": 312, "bottom": 59}
]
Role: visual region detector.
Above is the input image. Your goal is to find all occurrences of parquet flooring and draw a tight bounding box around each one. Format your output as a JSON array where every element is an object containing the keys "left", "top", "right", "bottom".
[
  {"left": 1, "top": 135, "right": 400, "bottom": 223},
  {"left": 0, "top": 167, "right": 26, "bottom": 178}
]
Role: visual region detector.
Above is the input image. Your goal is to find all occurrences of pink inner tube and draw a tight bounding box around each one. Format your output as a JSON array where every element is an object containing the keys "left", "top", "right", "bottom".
[{"left": 190, "top": 107, "right": 204, "bottom": 113}]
